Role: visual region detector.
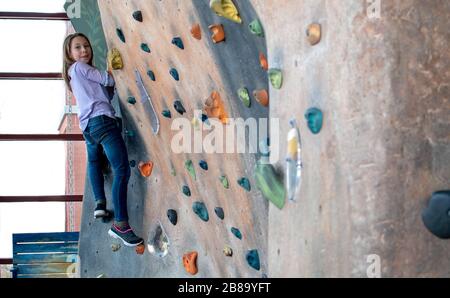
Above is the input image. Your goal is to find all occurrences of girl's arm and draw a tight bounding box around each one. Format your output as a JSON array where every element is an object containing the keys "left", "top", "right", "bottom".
[{"left": 74, "top": 62, "right": 115, "bottom": 87}]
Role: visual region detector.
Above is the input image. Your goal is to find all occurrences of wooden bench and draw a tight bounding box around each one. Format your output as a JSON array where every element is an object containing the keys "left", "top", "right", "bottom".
[{"left": 11, "top": 232, "right": 80, "bottom": 278}]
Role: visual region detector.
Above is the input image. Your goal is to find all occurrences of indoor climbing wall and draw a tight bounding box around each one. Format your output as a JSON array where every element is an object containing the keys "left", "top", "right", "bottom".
[{"left": 78, "top": 0, "right": 271, "bottom": 277}]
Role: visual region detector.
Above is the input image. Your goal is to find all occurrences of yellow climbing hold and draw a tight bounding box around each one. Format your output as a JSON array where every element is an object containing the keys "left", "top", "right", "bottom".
[
  {"left": 107, "top": 48, "right": 123, "bottom": 70},
  {"left": 209, "top": 0, "right": 242, "bottom": 24}
]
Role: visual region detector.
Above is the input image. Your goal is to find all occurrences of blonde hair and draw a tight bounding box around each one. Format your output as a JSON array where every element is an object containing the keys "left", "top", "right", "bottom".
[{"left": 62, "top": 33, "right": 94, "bottom": 92}]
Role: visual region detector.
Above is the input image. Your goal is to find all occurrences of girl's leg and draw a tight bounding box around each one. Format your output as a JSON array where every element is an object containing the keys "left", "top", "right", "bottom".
[{"left": 85, "top": 137, "right": 107, "bottom": 204}]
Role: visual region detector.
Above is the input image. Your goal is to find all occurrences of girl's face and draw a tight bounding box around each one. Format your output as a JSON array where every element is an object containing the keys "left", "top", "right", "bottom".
[{"left": 69, "top": 36, "right": 92, "bottom": 64}]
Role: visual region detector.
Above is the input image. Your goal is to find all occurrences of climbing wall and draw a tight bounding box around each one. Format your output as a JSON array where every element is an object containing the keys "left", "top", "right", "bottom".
[{"left": 79, "top": 0, "right": 270, "bottom": 277}]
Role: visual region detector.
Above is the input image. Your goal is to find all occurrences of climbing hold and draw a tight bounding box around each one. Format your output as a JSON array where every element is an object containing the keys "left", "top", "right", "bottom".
[
  {"left": 162, "top": 110, "right": 172, "bottom": 118},
  {"left": 111, "top": 243, "right": 121, "bottom": 252},
  {"left": 306, "top": 23, "right": 321, "bottom": 46},
  {"left": 167, "top": 209, "right": 178, "bottom": 226},
  {"left": 174, "top": 100, "right": 186, "bottom": 115},
  {"left": 231, "top": 227, "right": 242, "bottom": 240},
  {"left": 172, "top": 37, "right": 184, "bottom": 50},
  {"left": 246, "top": 250, "right": 261, "bottom": 271},
  {"left": 204, "top": 91, "right": 228, "bottom": 124},
  {"left": 219, "top": 175, "right": 229, "bottom": 189},
  {"left": 185, "top": 160, "right": 196, "bottom": 180},
  {"left": 170, "top": 68, "right": 179, "bottom": 81},
  {"left": 182, "top": 185, "right": 191, "bottom": 197},
  {"left": 253, "top": 89, "right": 269, "bottom": 107},
  {"left": 132, "top": 10, "right": 143, "bottom": 22},
  {"left": 182, "top": 251, "right": 198, "bottom": 275},
  {"left": 286, "top": 119, "right": 303, "bottom": 202},
  {"left": 208, "top": 24, "right": 225, "bottom": 43},
  {"left": 140, "top": 43, "right": 151, "bottom": 53},
  {"left": 138, "top": 161, "right": 154, "bottom": 177},
  {"left": 259, "top": 52, "right": 268, "bottom": 71},
  {"left": 238, "top": 87, "right": 251, "bottom": 108},
  {"left": 124, "top": 130, "right": 135, "bottom": 137},
  {"left": 201, "top": 114, "right": 209, "bottom": 123},
  {"left": 249, "top": 19, "right": 264, "bottom": 37},
  {"left": 147, "top": 70, "right": 156, "bottom": 81},
  {"left": 129, "top": 160, "right": 136, "bottom": 168},
  {"left": 305, "top": 107, "right": 323, "bottom": 134},
  {"left": 223, "top": 246, "right": 233, "bottom": 257},
  {"left": 255, "top": 157, "right": 286, "bottom": 210},
  {"left": 107, "top": 48, "right": 123, "bottom": 70},
  {"left": 170, "top": 163, "right": 176, "bottom": 176},
  {"left": 147, "top": 221, "right": 170, "bottom": 258},
  {"left": 191, "top": 23, "right": 202, "bottom": 40},
  {"left": 135, "top": 244, "right": 145, "bottom": 255},
  {"left": 209, "top": 0, "right": 242, "bottom": 24},
  {"left": 268, "top": 69, "right": 283, "bottom": 89},
  {"left": 422, "top": 190, "right": 450, "bottom": 239},
  {"left": 127, "top": 97, "right": 136, "bottom": 105},
  {"left": 199, "top": 160, "right": 208, "bottom": 171},
  {"left": 116, "top": 28, "right": 125, "bottom": 43},
  {"left": 191, "top": 116, "right": 201, "bottom": 130},
  {"left": 192, "top": 202, "right": 209, "bottom": 222},
  {"left": 237, "top": 177, "right": 251, "bottom": 192},
  {"left": 214, "top": 207, "right": 224, "bottom": 220}
]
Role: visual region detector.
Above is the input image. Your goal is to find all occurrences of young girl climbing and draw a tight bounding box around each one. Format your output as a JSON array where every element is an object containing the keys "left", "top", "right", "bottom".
[{"left": 63, "top": 33, "right": 143, "bottom": 247}]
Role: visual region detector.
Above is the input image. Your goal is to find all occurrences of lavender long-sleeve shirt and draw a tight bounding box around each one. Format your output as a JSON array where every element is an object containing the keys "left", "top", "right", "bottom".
[{"left": 69, "top": 61, "right": 116, "bottom": 131}]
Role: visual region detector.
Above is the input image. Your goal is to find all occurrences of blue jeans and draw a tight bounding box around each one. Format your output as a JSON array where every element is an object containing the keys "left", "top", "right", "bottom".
[{"left": 83, "top": 115, "right": 130, "bottom": 222}]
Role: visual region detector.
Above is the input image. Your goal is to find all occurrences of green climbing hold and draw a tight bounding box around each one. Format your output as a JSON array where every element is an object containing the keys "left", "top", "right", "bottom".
[
  {"left": 116, "top": 28, "right": 125, "bottom": 43},
  {"left": 246, "top": 250, "right": 260, "bottom": 271},
  {"left": 147, "top": 70, "right": 156, "bottom": 81},
  {"left": 214, "top": 207, "right": 224, "bottom": 220},
  {"left": 305, "top": 107, "right": 323, "bottom": 134},
  {"left": 182, "top": 185, "right": 191, "bottom": 197},
  {"left": 199, "top": 160, "right": 208, "bottom": 171},
  {"left": 219, "top": 175, "right": 229, "bottom": 189},
  {"left": 132, "top": 11, "right": 143, "bottom": 22},
  {"left": 249, "top": 19, "right": 264, "bottom": 37},
  {"left": 192, "top": 202, "right": 209, "bottom": 222},
  {"left": 255, "top": 161, "right": 286, "bottom": 210},
  {"left": 185, "top": 160, "right": 196, "bottom": 181},
  {"left": 268, "top": 69, "right": 282, "bottom": 89},
  {"left": 127, "top": 97, "right": 136, "bottom": 105},
  {"left": 141, "top": 43, "right": 151, "bottom": 53},
  {"left": 238, "top": 87, "right": 251, "bottom": 108},
  {"left": 231, "top": 227, "right": 242, "bottom": 240},
  {"left": 237, "top": 177, "right": 251, "bottom": 192},
  {"left": 162, "top": 110, "right": 172, "bottom": 118}
]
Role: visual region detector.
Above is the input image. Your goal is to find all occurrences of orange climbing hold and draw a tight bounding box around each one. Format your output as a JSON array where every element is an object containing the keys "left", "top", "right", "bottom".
[
  {"left": 259, "top": 52, "right": 268, "bottom": 71},
  {"left": 135, "top": 244, "right": 145, "bottom": 255},
  {"left": 191, "top": 23, "right": 202, "bottom": 40},
  {"left": 182, "top": 251, "right": 198, "bottom": 275},
  {"left": 253, "top": 89, "right": 269, "bottom": 107},
  {"left": 138, "top": 161, "right": 154, "bottom": 177},
  {"left": 208, "top": 24, "right": 225, "bottom": 44},
  {"left": 204, "top": 91, "right": 229, "bottom": 124}
]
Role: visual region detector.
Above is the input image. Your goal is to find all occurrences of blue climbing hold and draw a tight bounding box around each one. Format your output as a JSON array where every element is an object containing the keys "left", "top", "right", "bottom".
[
  {"left": 305, "top": 107, "right": 323, "bottom": 134},
  {"left": 116, "top": 28, "right": 125, "bottom": 43},
  {"left": 246, "top": 250, "right": 261, "bottom": 271},
  {"left": 174, "top": 100, "right": 186, "bottom": 115},
  {"left": 170, "top": 68, "right": 179, "bottom": 81},
  {"left": 167, "top": 209, "right": 178, "bottom": 226},
  {"left": 192, "top": 202, "right": 209, "bottom": 222},
  {"left": 182, "top": 185, "right": 191, "bottom": 197},
  {"left": 141, "top": 43, "right": 151, "bottom": 53},
  {"left": 238, "top": 177, "right": 251, "bottom": 192},
  {"left": 172, "top": 37, "right": 184, "bottom": 50},
  {"left": 201, "top": 114, "right": 209, "bottom": 123},
  {"left": 199, "top": 160, "right": 208, "bottom": 171},
  {"left": 127, "top": 97, "right": 136, "bottom": 105},
  {"left": 231, "top": 227, "right": 242, "bottom": 240},
  {"left": 162, "top": 110, "right": 172, "bottom": 118},
  {"left": 214, "top": 207, "right": 224, "bottom": 220},
  {"left": 147, "top": 70, "right": 156, "bottom": 81}
]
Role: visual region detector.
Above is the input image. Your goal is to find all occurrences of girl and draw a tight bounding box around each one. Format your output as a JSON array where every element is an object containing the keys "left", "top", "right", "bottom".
[{"left": 63, "top": 33, "right": 143, "bottom": 247}]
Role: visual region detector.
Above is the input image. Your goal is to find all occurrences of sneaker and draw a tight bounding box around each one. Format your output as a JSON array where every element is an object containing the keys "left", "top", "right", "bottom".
[
  {"left": 108, "top": 224, "right": 144, "bottom": 247},
  {"left": 94, "top": 204, "right": 107, "bottom": 219}
]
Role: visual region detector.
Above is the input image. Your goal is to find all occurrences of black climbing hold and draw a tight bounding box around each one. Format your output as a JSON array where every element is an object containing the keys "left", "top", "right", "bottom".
[
  {"left": 127, "top": 97, "right": 136, "bottom": 105},
  {"left": 167, "top": 209, "right": 178, "bottom": 226},
  {"left": 129, "top": 160, "right": 136, "bottom": 167},
  {"left": 192, "top": 202, "right": 209, "bottom": 222},
  {"left": 170, "top": 68, "right": 179, "bottom": 81},
  {"left": 201, "top": 114, "right": 209, "bottom": 123},
  {"left": 182, "top": 185, "right": 191, "bottom": 197},
  {"left": 199, "top": 160, "right": 208, "bottom": 171},
  {"left": 238, "top": 177, "right": 251, "bottom": 192},
  {"left": 132, "top": 10, "right": 143, "bottom": 22},
  {"left": 162, "top": 110, "right": 172, "bottom": 118},
  {"left": 116, "top": 28, "right": 125, "bottom": 43},
  {"left": 422, "top": 190, "right": 450, "bottom": 239},
  {"left": 147, "top": 70, "right": 156, "bottom": 81},
  {"left": 174, "top": 100, "right": 186, "bottom": 115},
  {"left": 214, "top": 207, "right": 224, "bottom": 220},
  {"left": 141, "top": 43, "right": 151, "bottom": 53},
  {"left": 172, "top": 37, "right": 184, "bottom": 50},
  {"left": 231, "top": 227, "right": 242, "bottom": 240},
  {"left": 246, "top": 250, "right": 261, "bottom": 271}
]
